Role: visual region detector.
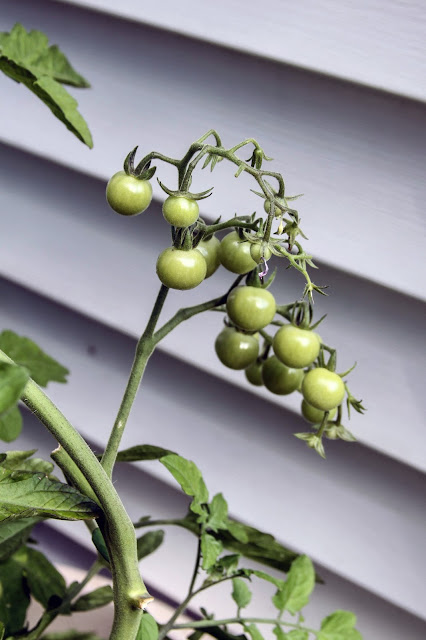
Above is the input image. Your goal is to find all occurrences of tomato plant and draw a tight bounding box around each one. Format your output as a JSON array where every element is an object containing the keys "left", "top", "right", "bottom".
[
  {"left": 106, "top": 171, "right": 153, "bottom": 216},
  {"left": 302, "top": 367, "right": 345, "bottom": 411},
  {"left": 162, "top": 195, "right": 199, "bottom": 228},
  {"left": 196, "top": 236, "right": 221, "bottom": 277},
  {"left": 262, "top": 356, "right": 304, "bottom": 395},
  {"left": 215, "top": 327, "right": 259, "bottom": 370},
  {"left": 273, "top": 324, "right": 320, "bottom": 369},
  {"left": 301, "top": 399, "right": 336, "bottom": 424},
  {"left": 218, "top": 231, "right": 257, "bottom": 274},
  {"left": 156, "top": 248, "right": 207, "bottom": 290},
  {"left": 226, "top": 286, "right": 276, "bottom": 332}
]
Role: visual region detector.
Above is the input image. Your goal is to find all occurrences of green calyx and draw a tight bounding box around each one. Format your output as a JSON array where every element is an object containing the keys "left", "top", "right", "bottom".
[
  {"left": 123, "top": 146, "right": 156, "bottom": 180},
  {"left": 158, "top": 179, "right": 213, "bottom": 201}
]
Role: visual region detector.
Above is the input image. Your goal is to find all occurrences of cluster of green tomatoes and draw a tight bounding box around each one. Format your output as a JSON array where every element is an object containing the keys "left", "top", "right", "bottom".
[{"left": 106, "top": 167, "right": 359, "bottom": 441}]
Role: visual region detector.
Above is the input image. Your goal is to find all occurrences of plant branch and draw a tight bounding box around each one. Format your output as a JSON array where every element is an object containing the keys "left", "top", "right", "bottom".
[{"left": 172, "top": 617, "right": 316, "bottom": 634}]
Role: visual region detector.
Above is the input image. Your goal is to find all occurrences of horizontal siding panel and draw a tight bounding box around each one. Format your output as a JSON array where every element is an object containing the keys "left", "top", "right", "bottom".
[
  {"left": 0, "top": 144, "right": 425, "bottom": 472},
  {"left": 1, "top": 1, "right": 425, "bottom": 300},
  {"left": 2, "top": 278, "right": 426, "bottom": 621},
  {"left": 54, "top": 0, "right": 426, "bottom": 102}
]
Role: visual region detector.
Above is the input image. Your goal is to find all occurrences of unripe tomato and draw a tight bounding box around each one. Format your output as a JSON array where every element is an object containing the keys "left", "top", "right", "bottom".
[
  {"left": 250, "top": 243, "right": 272, "bottom": 263},
  {"left": 244, "top": 361, "right": 263, "bottom": 386},
  {"left": 196, "top": 236, "right": 221, "bottom": 278},
  {"left": 156, "top": 248, "right": 207, "bottom": 290},
  {"left": 215, "top": 328, "right": 259, "bottom": 370},
  {"left": 262, "top": 356, "right": 304, "bottom": 395},
  {"left": 302, "top": 368, "right": 345, "bottom": 411},
  {"left": 218, "top": 231, "right": 257, "bottom": 274},
  {"left": 301, "top": 399, "right": 336, "bottom": 424},
  {"left": 273, "top": 325, "right": 321, "bottom": 369},
  {"left": 226, "top": 286, "right": 276, "bottom": 332},
  {"left": 264, "top": 197, "right": 285, "bottom": 216},
  {"left": 162, "top": 195, "right": 199, "bottom": 228},
  {"left": 106, "top": 171, "right": 153, "bottom": 216}
]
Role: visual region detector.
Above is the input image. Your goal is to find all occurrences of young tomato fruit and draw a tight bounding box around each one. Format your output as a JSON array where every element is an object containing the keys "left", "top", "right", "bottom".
[
  {"left": 302, "top": 367, "right": 345, "bottom": 411},
  {"left": 106, "top": 171, "right": 153, "bottom": 216},
  {"left": 273, "top": 325, "right": 320, "bottom": 369},
  {"left": 262, "top": 356, "right": 304, "bottom": 395},
  {"left": 264, "top": 197, "right": 285, "bottom": 216},
  {"left": 156, "top": 248, "right": 207, "bottom": 290},
  {"left": 301, "top": 399, "right": 336, "bottom": 424},
  {"left": 250, "top": 243, "right": 272, "bottom": 264},
  {"left": 245, "top": 361, "right": 264, "bottom": 386},
  {"left": 215, "top": 328, "right": 259, "bottom": 370},
  {"left": 218, "top": 231, "right": 257, "bottom": 274},
  {"left": 226, "top": 286, "right": 276, "bottom": 332},
  {"left": 196, "top": 236, "right": 221, "bottom": 278},
  {"left": 162, "top": 195, "right": 199, "bottom": 228}
]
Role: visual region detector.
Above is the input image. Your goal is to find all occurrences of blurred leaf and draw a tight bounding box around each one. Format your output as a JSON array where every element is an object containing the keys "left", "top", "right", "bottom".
[
  {"left": 137, "top": 529, "right": 164, "bottom": 561},
  {"left": 41, "top": 632, "right": 104, "bottom": 640},
  {"left": 0, "top": 472, "right": 102, "bottom": 522},
  {"left": 0, "top": 362, "right": 29, "bottom": 415},
  {"left": 207, "top": 493, "right": 228, "bottom": 532},
  {"left": 201, "top": 532, "right": 222, "bottom": 570},
  {"left": 0, "top": 405, "right": 22, "bottom": 442},
  {"left": 160, "top": 454, "right": 209, "bottom": 504},
  {"left": 116, "top": 444, "right": 176, "bottom": 462},
  {"left": 72, "top": 585, "right": 113, "bottom": 612},
  {"left": 136, "top": 612, "right": 158, "bottom": 640},
  {"left": 0, "top": 330, "right": 69, "bottom": 387},
  {"left": 318, "top": 610, "right": 361, "bottom": 640},
  {"left": 14, "top": 545, "right": 66, "bottom": 608},
  {"left": 91, "top": 527, "right": 109, "bottom": 562},
  {"left": 0, "top": 554, "right": 30, "bottom": 635},
  {"left": 1, "top": 449, "right": 54, "bottom": 475},
  {"left": 272, "top": 556, "right": 315, "bottom": 615},
  {"left": 244, "top": 624, "right": 264, "bottom": 640},
  {"left": 231, "top": 577, "right": 252, "bottom": 609},
  {"left": 0, "top": 516, "right": 40, "bottom": 561}
]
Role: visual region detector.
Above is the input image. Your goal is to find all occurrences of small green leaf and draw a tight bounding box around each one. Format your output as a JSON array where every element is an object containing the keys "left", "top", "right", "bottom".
[
  {"left": 201, "top": 532, "right": 223, "bottom": 570},
  {"left": 0, "top": 362, "right": 29, "bottom": 415},
  {"left": 207, "top": 493, "right": 228, "bottom": 532},
  {"left": 0, "top": 331, "right": 69, "bottom": 387},
  {"left": 273, "top": 626, "right": 286, "bottom": 640},
  {"left": 0, "top": 555, "right": 30, "bottom": 635},
  {"left": 232, "top": 577, "right": 252, "bottom": 609},
  {"left": 272, "top": 556, "right": 315, "bottom": 615},
  {"left": 115, "top": 444, "right": 176, "bottom": 462},
  {"left": 136, "top": 612, "right": 159, "bottom": 640},
  {"left": 137, "top": 529, "right": 165, "bottom": 561},
  {"left": 41, "top": 632, "right": 104, "bottom": 640},
  {"left": 0, "top": 473, "right": 102, "bottom": 522},
  {"left": 0, "top": 405, "right": 22, "bottom": 442},
  {"left": 91, "top": 527, "right": 109, "bottom": 562},
  {"left": 1, "top": 449, "right": 54, "bottom": 475},
  {"left": 71, "top": 585, "right": 113, "bottom": 611},
  {"left": 0, "top": 516, "right": 40, "bottom": 561},
  {"left": 250, "top": 569, "right": 284, "bottom": 590},
  {"left": 318, "top": 610, "right": 361, "bottom": 640},
  {"left": 14, "top": 546, "right": 66, "bottom": 608},
  {"left": 244, "top": 624, "right": 264, "bottom": 640},
  {"left": 285, "top": 631, "right": 309, "bottom": 640},
  {"left": 227, "top": 519, "right": 249, "bottom": 543},
  {"left": 160, "top": 454, "right": 209, "bottom": 504}
]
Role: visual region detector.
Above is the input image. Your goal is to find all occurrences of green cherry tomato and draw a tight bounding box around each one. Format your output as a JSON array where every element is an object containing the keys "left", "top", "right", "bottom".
[
  {"left": 273, "top": 325, "right": 321, "bottom": 369},
  {"left": 264, "top": 197, "right": 285, "bottom": 216},
  {"left": 106, "top": 171, "right": 153, "bottom": 216},
  {"left": 301, "top": 399, "right": 336, "bottom": 424},
  {"left": 196, "top": 236, "right": 221, "bottom": 277},
  {"left": 245, "top": 361, "right": 264, "bottom": 386},
  {"left": 262, "top": 356, "right": 304, "bottom": 395},
  {"left": 215, "top": 328, "right": 259, "bottom": 370},
  {"left": 218, "top": 231, "right": 257, "bottom": 274},
  {"left": 250, "top": 243, "right": 272, "bottom": 264},
  {"left": 162, "top": 195, "right": 199, "bottom": 228},
  {"left": 226, "top": 286, "right": 276, "bottom": 332},
  {"left": 302, "top": 367, "right": 345, "bottom": 411},
  {"left": 156, "top": 248, "right": 207, "bottom": 290}
]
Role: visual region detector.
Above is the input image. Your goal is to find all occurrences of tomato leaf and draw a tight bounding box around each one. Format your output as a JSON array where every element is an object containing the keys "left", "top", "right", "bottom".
[
  {"left": 0, "top": 405, "right": 23, "bottom": 442},
  {"left": 0, "top": 330, "right": 69, "bottom": 387},
  {"left": 201, "top": 532, "right": 223, "bottom": 570},
  {"left": 115, "top": 444, "right": 176, "bottom": 462},
  {"left": 0, "top": 24, "right": 92, "bottom": 147},
  {"left": 136, "top": 612, "right": 159, "bottom": 640},
  {"left": 160, "top": 454, "right": 209, "bottom": 504},
  {"left": 207, "top": 493, "right": 228, "bottom": 532},
  {"left": 41, "top": 632, "right": 104, "bottom": 640},
  {"left": 137, "top": 529, "right": 165, "bottom": 561},
  {"left": 14, "top": 545, "right": 66, "bottom": 608},
  {"left": 244, "top": 624, "right": 264, "bottom": 640},
  {"left": 272, "top": 555, "right": 315, "bottom": 614},
  {"left": 317, "top": 610, "right": 360, "bottom": 640},
  {"left": 0, "top": 362, "right": 29, "bottom": 416},
  {"left": 71, "top": 585, "right": 113, "bottom": 612},
  {"left": 0, "top": 472, "right": 102, "bottom": 522},
  {"left": 0, "top": 516, "right": 40, "bottom": 562},
  {"left": 1, "top": 449, "right": 54, "bottom": 475},
  {"left": 0, "top": 554, "right": 30, "bottom": 635},
  {"left": 232, "top": 577, "right": 252, "bottom": 609}
]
